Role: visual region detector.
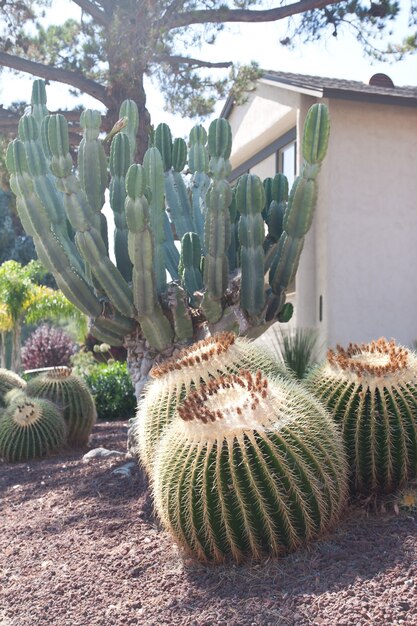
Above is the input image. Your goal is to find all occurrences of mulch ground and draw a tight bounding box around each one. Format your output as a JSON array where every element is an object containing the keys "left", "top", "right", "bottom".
[{"left": 1, "top": 421, "right": 416, "bottom": 626}]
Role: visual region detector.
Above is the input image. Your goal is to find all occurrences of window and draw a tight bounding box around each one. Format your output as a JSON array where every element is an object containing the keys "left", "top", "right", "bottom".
[{"left": 277, "top": 139, "right": 296, "bottom": 187}]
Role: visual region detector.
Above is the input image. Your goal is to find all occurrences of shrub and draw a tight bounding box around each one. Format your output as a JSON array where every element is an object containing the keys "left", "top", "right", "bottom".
[
  {"left": 84, "top": 361, "right": 136, "bottom": 421},
  {"left": 269, "top": 326, "right": 320, "bottom": 379},
  {"left": 22, "top": 324, "right": 77, "bottom": 370}
]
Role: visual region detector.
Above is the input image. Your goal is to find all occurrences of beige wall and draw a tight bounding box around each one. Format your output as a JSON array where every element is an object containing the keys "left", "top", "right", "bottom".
[
  {"left": 228, "top": 83, "right": 298, "bottom": 169},
  {"left": 320, "top": 98, "right": 417, "bottom": 349}
]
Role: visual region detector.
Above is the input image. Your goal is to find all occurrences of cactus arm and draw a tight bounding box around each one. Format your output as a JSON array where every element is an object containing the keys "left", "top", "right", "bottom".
[
  {"left": 155, "top": 123, "right": 194, "bottom": 238},
  {"left": 78, "top": 110, "right": 108, "bottom": 218},
  {"left": 31, "top": 79, "right": 49, "bottom": 128},
  {"left": 125, "top": 164, "right": 173, "bottom": 351},
  {"left": 6, "top": 139, "right": 102, "bottom": 318},
  {"left": 268, "top": 103, "right": 330, "bottom": 317},
  {"left": 168, "top": 284, "right": 194, "bottom": 341},
  {"left": 189, "top": 124, "right": 210, "bottom": 246},
  {"left": 119, "top": 99, "right": 139, "bottom": 162},
  {"left": 143, "top": 146, "right": 168, "bottom": 294},
  {"left": 179, "top": 232, "right": 204, "bottom": 307},
  {"left": 163, "top": 214, "right": 180, "bottom": 281},
  {"left": 236, "top": 174, "right": 266, "bottom": 316},
  {"left": 203, "top": 119, "right": 233, "bottom": 301},
  {"left": 47, "top": 113, "right": 135, "bottom": 318},
  {"left": 109, "top": 132, "right": 133, "bottom": 281}
]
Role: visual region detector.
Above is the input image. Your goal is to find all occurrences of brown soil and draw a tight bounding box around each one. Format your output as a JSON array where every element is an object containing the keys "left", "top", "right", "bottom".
[{"left": 1, "top": 421, "right": 416, "bottom": 626}]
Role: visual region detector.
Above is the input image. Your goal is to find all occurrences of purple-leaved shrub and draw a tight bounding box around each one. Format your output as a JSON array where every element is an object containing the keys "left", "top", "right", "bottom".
[{"left": 22, "top": 324, "right": 77, "bottom": 370}]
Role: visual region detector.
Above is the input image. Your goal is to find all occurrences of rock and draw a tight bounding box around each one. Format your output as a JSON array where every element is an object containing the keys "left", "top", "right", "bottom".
[{"left": 82, "top": 447, "right": 126, "bottom": 461}]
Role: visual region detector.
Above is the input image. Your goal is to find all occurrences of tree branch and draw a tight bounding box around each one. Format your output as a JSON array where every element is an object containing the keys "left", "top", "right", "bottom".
[
  {"left": 161, "top": 0, "right": 343, "bottom": 29},
  {"left": 71, "top": 0, "right": 110, "bottom": 26},
  {"left": 156, "top": 54, "right": 232, "bottom": 68},
  {"left": 0, "top": 51, "right": 111, "bottom": 107}
]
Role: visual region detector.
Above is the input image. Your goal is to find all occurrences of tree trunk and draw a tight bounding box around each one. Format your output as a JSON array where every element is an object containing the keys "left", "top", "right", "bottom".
[
  {"left": 0, "top": 332, "right": 6, "bottom": 368},
  {"left": 11, "top": 324, "right": 21, "bottom": 373}
]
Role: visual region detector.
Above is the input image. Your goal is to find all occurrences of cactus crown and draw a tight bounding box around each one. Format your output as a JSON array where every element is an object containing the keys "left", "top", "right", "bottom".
[
  {"left": 43, "top": 366, "right": 73, "bottom": 380},
  {"left": 177, "top": 370, "right": 269, "bottom": 425},
  {"left": 326, "top": 338, "right": 413, "bottom": 390},
  {"left": 12, "top": 401, "right": 42, "bottom": 427},
  {"left": 151, "top": 331, "right": 236, "bottom": 377}
]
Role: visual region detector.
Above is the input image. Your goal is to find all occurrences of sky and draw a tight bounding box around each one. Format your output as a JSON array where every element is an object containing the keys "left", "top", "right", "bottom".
[{"left": 0, "top": 0, "right": 416, "bottom": 138}]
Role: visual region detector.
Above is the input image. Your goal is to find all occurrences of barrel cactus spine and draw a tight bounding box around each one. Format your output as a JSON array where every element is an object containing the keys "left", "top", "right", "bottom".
[
  {"left": 306, "top": 338, "right": 417, "bottom": 495},
  {"left": 153, "top": 369, "right": 348, "bottom": 563},
  {"left": 6, "top": 79, "right": 330, "bottom": 400},
  {"left": 0, "top": 397, "right": 66, "bottom": 462},
  {"left": 131, "top": 331, "right": 292, "bottom": 475},
  {"left": 25, "top": 367, "right": 96, "bottom": 447}
]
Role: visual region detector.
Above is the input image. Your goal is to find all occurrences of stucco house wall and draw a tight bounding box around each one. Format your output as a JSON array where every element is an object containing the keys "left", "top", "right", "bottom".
[{"left": 225, "top": 74, "right": 417, "bottom": 352}]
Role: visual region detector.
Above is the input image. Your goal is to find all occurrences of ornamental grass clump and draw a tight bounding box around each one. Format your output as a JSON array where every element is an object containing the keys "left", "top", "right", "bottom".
[
  {"left": 0, "top": 368, "right": 26, "bottom": 407},
  {"left": 26, "top": 367, "right": 96, "bottom": 446},
  {"left": 153, "top": 369, "right": 347, "bottom": 564},
  {"left": 131, "top": 331, "right": 291, "bottom": 474},
  {"left": 0, "top": 396, "right": 66, "bottom": 462},
  {"left": 306, "top": 338, "right": 417, "bottom": 495}
]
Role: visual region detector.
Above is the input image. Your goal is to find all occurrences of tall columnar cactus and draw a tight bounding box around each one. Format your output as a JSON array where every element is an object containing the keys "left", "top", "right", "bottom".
[
  {"left": 130, "top": 332, "right": 292, "bottom": 475},
  {"left": 0, "top": 397, "right": 66, "bottom": 462},
  {"left": 6, "top": 80, "right": 329, "bottom": 399},
  {"left": 153, "top": 370, "right": 347, "bottom": 563},
  {"left": 0, "top": 369, "right": 26, "bottom": 407},
  {"left": 25, "top": 367, "right": 96, "bottom": 446},
  {"left": 306, "top": 338, "right": 417, "bottom": 495}
]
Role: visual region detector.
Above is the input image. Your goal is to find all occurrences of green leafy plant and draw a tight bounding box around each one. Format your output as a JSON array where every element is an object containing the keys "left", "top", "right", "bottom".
[
  {"left": 153, "top": 369, "right": 348, "bottom": 563},
  {"left": 26, "top": 367, "right": 96, "bottom": 446},
  {"left": 131, "top": 331, "right": 291, "bottom": 475},
  {"left": 0, "top": 396, "right": 66, "bottom": 462},
  {"left": 6, "top": 80, "right": 330, "bottom": 400},
  {"left": 306, "top": 338, "right": 417, "bottom": 495},
  {"left": 270, "top": 326, "right": 320, "bottom": 379},
  {"left": 84, "top": 361, "right": 136, "bottom": 422},
  {"left": 0, "top": 259, "right": 83, "bottom": 372}
]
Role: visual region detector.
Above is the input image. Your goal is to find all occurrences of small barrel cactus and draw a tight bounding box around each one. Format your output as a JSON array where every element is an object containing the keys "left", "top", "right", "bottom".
[
  {"left": 26, "top": 367, "right": 96, "bottom": 446},
  {"left": 0, "top": 397, "right": 66, "bottom": 462},
  {"left": 153, "top": 370, "right": 347, "bottom": 563},
  {"left": 0, "top": 368, "right": 26, "bottom": 407},
  {"left": 306, "top": 338, "right": 417, "bottom": 495},
  {"left": 130, "top": 331, "right": 291, "bottom": 474}
]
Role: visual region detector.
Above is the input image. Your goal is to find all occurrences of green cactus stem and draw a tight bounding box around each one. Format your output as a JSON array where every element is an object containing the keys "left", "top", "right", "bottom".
[
  {"left": 156, "top": 123, "right": 195, "bottom": 239},
  {"left": 203, "top": 119, "right": 233, "bottom": 301},
  {"left": 268, "top": 104, "right": 329, "bottom": 312},
  {"left": 306, "top": 338, "right": 417, "bottom": 495},
  {"left": 189, "top": 124, "right": 209, "bottom": 245},
  {"left": 125, "top": 163, "right": 173, "bottom": 351},
  {"left": 0, "top": 369, "right": 26, "bottom": 408},
  {"left": 179, "top": 232, "right": 204, "bottom": 302},
  {"left": 153, "top": 369, "right": 347, "bottom": 563},
  {"left": 143, "top": 146, "right": 168, "bottom": 294},
  {"left": 6, "top": 138, "right": 102, "bottom": 318},
  {"left": 236, "top": 174, "right": 266, "bottom": 316},
  {"left": 119, "top": 99, "right": 139, "bottom": 162},
  {"left": 132, "top": 331, "right": 291, "bottom": 475},
  {"left": 47, "top": 113, "right": 135, "bottom": 318},
  {"left": 109, "top": 131, "right": 133, "bottom": 281},
  {"left": 0, "top": 397, "right": 66, "bottom": 462},
  {"left": 26, "top": 366, "right": 96, "bottom": 447}
]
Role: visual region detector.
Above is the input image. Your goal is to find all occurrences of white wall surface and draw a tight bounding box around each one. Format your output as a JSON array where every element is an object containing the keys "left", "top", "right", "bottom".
[{"left": 322, "top": 98, "right": 417, "bottom": 349}]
